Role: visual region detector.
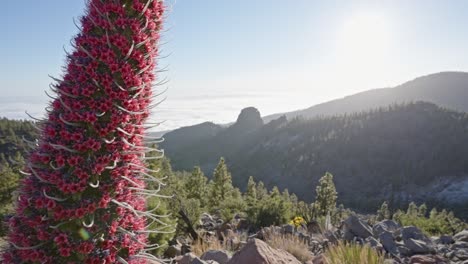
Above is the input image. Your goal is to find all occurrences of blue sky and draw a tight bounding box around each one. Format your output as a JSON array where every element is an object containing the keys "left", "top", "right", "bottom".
[{"left": 2, "top": 1, "right": 468, "bottom": 131}]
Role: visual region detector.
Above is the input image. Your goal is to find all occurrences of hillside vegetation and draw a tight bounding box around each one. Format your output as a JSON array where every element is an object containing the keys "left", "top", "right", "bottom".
[{"left": 162, "top": 102, "right": 468, "bottom": 217}]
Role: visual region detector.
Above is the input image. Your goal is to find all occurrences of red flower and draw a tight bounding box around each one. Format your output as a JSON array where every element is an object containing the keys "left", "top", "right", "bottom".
[{"left": 59, "top": 247, "right": 71, "bottom": 257}]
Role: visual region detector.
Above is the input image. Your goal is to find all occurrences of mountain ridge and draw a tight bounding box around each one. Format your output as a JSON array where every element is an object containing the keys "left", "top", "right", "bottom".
[{"left": 263, "top": 71, "right": 468, "bottom": 123}]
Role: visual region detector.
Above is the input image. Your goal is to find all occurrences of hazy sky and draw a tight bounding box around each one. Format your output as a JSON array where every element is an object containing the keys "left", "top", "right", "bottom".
[{"left": 2, "top": 0, "right": 468, "bottom": 131}]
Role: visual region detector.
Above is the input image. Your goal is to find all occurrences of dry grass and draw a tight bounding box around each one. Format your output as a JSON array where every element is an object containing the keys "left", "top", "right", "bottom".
[
  {"left": 263, "top": 230, "right": 313, "bottom": 263},
  {"left": 323, "top": 242, "right": 385, "bottom": 264},
  {"left": 192, "top": 231, "right": 245, "bottom": 256},
  {"left": 192, "top": 236, "right": 226, "bottom": 256}
]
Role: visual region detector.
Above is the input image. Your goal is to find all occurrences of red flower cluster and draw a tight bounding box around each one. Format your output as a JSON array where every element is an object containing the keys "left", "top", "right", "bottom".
[{"left": 3, "top": 0, "right": 165, "bottom": 263}]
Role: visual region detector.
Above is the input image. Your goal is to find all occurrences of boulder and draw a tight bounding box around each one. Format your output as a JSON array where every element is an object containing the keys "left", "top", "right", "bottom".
[
  {"left": 366, "top": 236, "right": 383, "bottom": 249},
  {"left": 451, "top": 241, "right": 468, "bottom": 250},
  {"left": 404, "top": 238, "right": 435, "bottom": 255},
  {"left": 176, "top": 253, "right": 208, "bottom": 264},
  {"left": 454, "top": 230, "right": 468, "bottom": 242},
  {"left": 396, "top": 244, "right": 411, "bottom": 256},
  {"left": 409, "top": 255, "right": 448, "bottom": 264},
  {"left": 437, "top": 235, "right": 455, "bottom": 245},
  {"left": 373, "top": 220, "right": 401, "bottom": 237},
  {"left": 227, "top": 238, "right": 301, "bottom": 264},
  {"left": 379, "top": 231, "right": 398, "bottom": 255},
  {"left": 310, "top": 254, "right": 325, "bottom": 264},
  {"left": 454, "top": 248, "right": 468, "bottom": 261},
  {"left": 343, "top": 215, "right": 373, "bottom": 239},
  {"left": 401, "top": 226, "right": 428, "bottom": 242},
  {"left": 201, "top": 250, "right": 231, "bottom": 264}
]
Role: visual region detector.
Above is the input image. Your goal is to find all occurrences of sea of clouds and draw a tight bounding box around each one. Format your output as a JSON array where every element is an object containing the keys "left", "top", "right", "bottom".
[{"left": 0, "top": 91, "right": 313, "bottom": 133}]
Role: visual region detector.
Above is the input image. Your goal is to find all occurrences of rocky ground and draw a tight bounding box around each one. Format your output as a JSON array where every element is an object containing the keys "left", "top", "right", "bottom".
[{"left": 164, "top": 213, "right": 468, "bottom": 264}]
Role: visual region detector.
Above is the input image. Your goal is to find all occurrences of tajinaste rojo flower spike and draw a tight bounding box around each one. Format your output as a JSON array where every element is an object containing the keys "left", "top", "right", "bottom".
[{"left": 2, "top": 1, "right": 169, "bottom": 263}]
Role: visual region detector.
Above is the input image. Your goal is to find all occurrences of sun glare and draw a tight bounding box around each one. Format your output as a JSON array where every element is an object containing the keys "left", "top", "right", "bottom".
[{"left": 337, "top": 13, "right": 391, "bottom": 64}]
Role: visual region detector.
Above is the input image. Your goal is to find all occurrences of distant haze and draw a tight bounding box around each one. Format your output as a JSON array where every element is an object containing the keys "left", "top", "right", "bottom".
[{"left": 3, "top": 1, "right": 468, "bottom": 131}]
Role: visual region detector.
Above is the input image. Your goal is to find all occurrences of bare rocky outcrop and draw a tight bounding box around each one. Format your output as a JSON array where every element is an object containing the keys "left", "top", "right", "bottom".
[{"left": 227, "top": 239, "right": 301, "bottom": 264}]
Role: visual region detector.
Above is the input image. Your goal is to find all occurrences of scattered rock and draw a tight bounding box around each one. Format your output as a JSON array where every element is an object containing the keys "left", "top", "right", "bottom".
[
  {"left": 437, "top": 235, "right": 455, "bottom": 245},
  {"left": 454, "top": 248, "right": 468, "bottom": 261},
  {"left": 176, "top": 253, "right": 207, "bottom": 264},
  {"left": 343, "top": 215, "right": 374, "bottom": 240},
  {"left": 227, "top": 238, "right": 301, "bottom": 264},
  {"left": 409, "top": 254, "right": 448, "bottom": 264},
  {"left": 404, "top": 238, "right": 435, "bottom": 255},
  {"left": 401, "top": 226, "right": 428, "bottom": 242},
  {"left": 201, "top": 250, "right": 231, "bottom": 264},
  {"left": 373, "top": 220, "right": 401, "bottom": 237},
  {"left": 451, "top": 241, "right": 468, "bottom": 250},
  {"left": 380, "top": 231, "right": 398, "bottom": 255},
  {"left": 366, "top": 236, "right": 383, "bottom": 249},
  {"left": 454, "top": 230, "right": 468, "bottom": 242},
  {"left": 396, "top": 241, "right": 412, "bottom": 257}
]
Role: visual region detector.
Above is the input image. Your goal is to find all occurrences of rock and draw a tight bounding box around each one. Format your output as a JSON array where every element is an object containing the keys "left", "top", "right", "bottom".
[
  {"left": 409, "top": 255, "right": 448, "bottom": 264},
  {"left": 451, "top": 241, "right": 468, "bottom": 250},
  {"left": 343, "top": 215, "right": 374, "bottom": 239},
  {"left": 373, "top": 220, "right": 401, "bottom": 237},
  {"left": 165, "top": 244, "right": 182, "bottom": 258},
  {"left": 455, "top": 249, "right": 468, "bottom": 261},
  {"left": 396, "top": 244, "right": 411, "bottom": 256},
  {"left": 282, "top": 224, "right": 295, "bottom": 234},
  {"left": 404, "top": 238, "right": 435, "bottom": 254},
  {"left": 201, "top": 213, "right": 218, "bottom": 231},
  {"left": 366, "top": 236, "right": 383, "bottom": 249},
  {"left": 437, "top": 235, "right": 455, "bottom": 245},
  {"left": 310, "top": 254, "right": 325, "bottom": 264},
  {"left": 401, "top": 226, "right": 428, "bottom": 242},
  {"left": 231, "top": 107, "right": 264, "bottom": 132},
  {"left": 176, "top": 253, "right": 207, "bottom": 264},
  {"left": 201, "top": 250, "right": 231, "bottom": 264},
  {"left": 454, "top": 230, "right": 468, "bottom": 242},
  {"left": 227, "top": 238, "right": 301, "bottom": 264},
  {"left": 380, "top": 231, "right": 398, "bottom": 255}
]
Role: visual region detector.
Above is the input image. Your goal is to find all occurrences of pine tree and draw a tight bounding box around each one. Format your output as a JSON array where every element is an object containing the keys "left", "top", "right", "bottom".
[
  {"left": 245, "top": 176, "right": 257, "bottom": 205},
  {"left": 185, "top": 166, "right": 208, "bottom": 208},
  {"left": 429, "top": 208, "right": 438, "bottom": 219},
  {"left": 3, "top": 1, "right": 166, "bottom": 263},
  {"left": 377, "top": 201, "right": 390, "bottom": 220},
  {"left": 256, "top": 181, "right": 268, "bottom": 200},
  {"left": 209, "top": 157, "right": 234, "bottom": 209},
  {"left": 418, "top": 203, "right": 427, "bottom": 217},
  {"left": 315, "top": 172, "right": 338, "bottom": 217},
  {"left": 407, "top": 202, "right": 418, "bottom": 217}
]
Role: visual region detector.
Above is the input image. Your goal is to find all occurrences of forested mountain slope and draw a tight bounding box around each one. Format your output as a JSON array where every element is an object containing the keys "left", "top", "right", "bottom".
[{"left": 162, "top": 102, "right": 468, "bottom": 216}]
